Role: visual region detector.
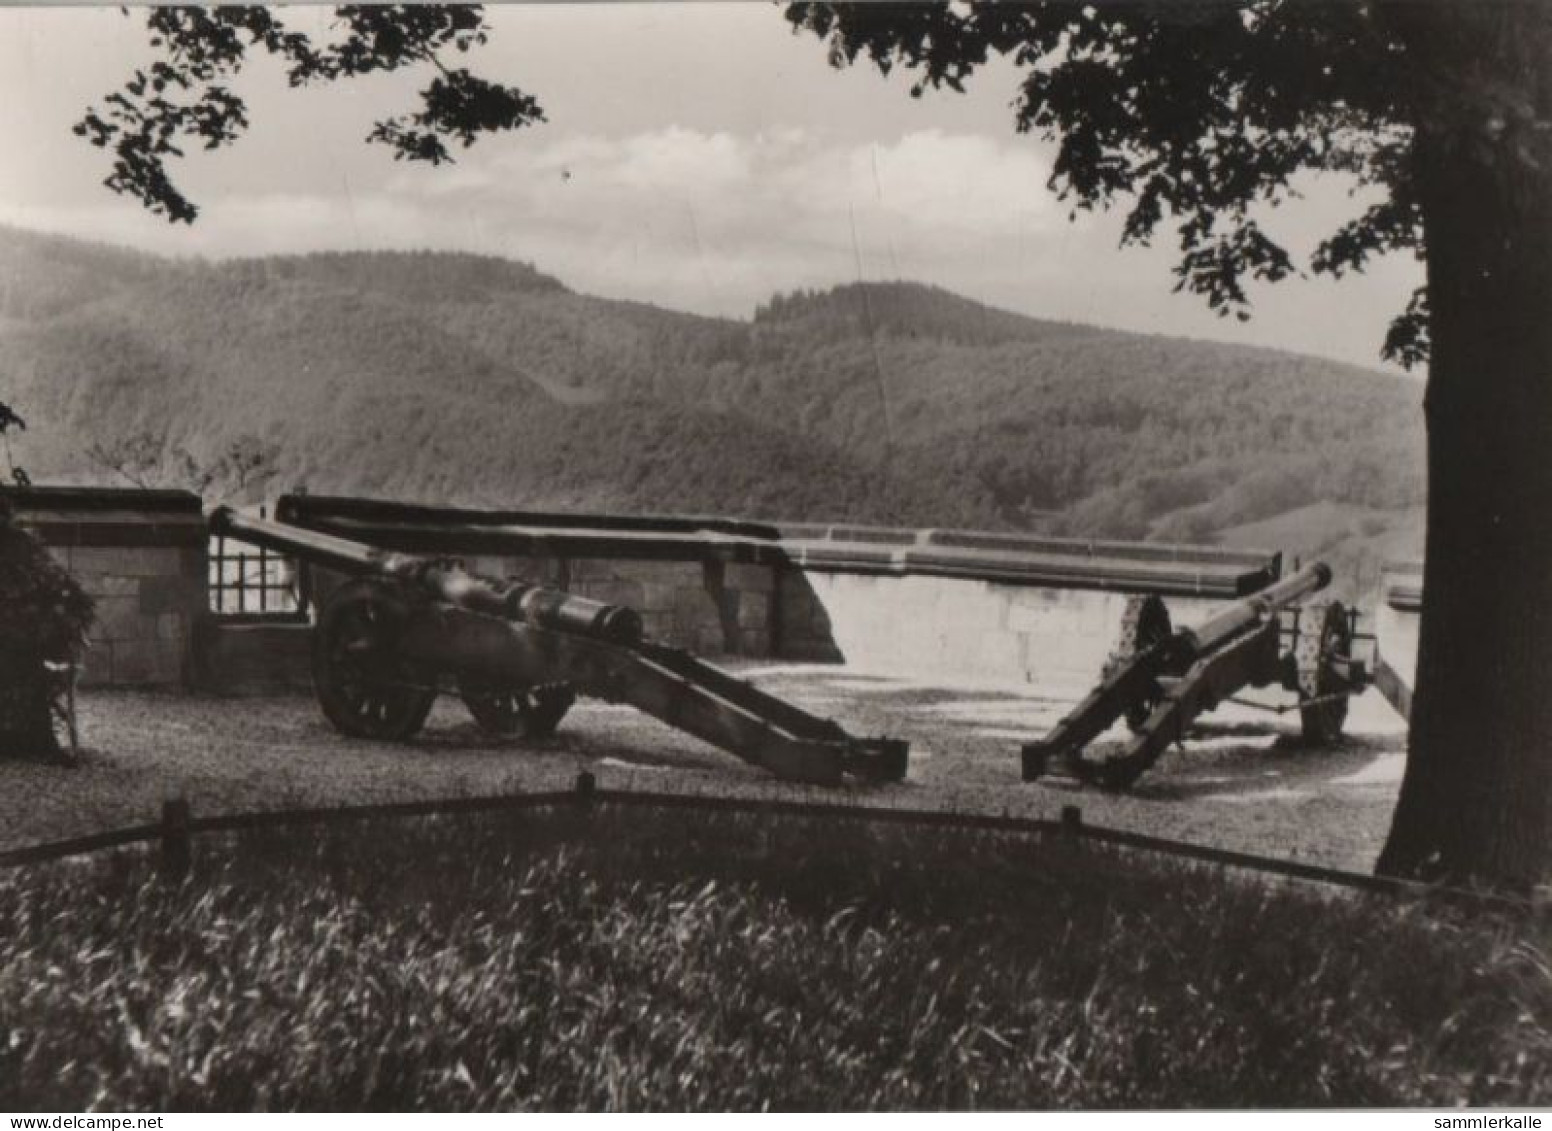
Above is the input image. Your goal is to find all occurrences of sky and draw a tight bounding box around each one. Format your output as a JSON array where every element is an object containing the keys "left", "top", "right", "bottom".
[{"left": 0, "top": 2, "right": 1423, "bottom": 371}]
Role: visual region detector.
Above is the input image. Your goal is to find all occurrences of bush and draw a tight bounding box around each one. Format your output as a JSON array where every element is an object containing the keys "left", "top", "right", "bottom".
[{"left": 0, "top": 495, "right": 92, "bottom": 759}]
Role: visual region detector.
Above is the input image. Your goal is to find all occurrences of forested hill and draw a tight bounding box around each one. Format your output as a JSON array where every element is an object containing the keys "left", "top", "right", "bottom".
[{"left": 0, "top": 226, "right": 1425, "bottom": 575}]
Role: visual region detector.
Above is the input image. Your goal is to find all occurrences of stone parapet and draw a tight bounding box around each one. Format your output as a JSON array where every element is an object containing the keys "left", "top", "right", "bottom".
[{"left": 8, "top": 487, "right": 205, "bottom": 688}]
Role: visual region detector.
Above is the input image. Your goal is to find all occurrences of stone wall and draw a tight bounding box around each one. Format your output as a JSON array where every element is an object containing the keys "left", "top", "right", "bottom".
[
  {"left": 1377, "top": 560, "right": 1422, "bottom": 686},
  {"left": 11, "top": 487, "right": 206, "bottom": 688},
  {"left": 0, "top": 488, "right": 1315, "bottom": 698},
  {"left": 790, "top": 571, "right": 1224, "bottom": 692},
  {"left": 191, "top": 619, "right": 312, "bottom": 696}
]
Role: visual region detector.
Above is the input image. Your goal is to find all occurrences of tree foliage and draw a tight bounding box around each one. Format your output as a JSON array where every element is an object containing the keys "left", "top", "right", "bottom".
[
  {"left": 73, "top": 5, "right": 544, "bottom": 225},
  {"left": 0, "top": 503, "right": 94, "bottom": 657},
  {"left": 85, "top": 430, "right": 280, "bottom": 502},
  {"left": 785, "top": 0, "right": 1434, "bottom": 365}
]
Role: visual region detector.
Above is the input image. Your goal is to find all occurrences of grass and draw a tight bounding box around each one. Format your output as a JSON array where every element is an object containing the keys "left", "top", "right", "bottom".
[{"left": 1, "top": 804, "right": 1549, "bottom": 1111}]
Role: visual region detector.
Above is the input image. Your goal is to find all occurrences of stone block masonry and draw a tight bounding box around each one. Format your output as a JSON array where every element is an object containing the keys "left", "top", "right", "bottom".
[{"left": 10, "top": 487, "right": 207, "bottom": 688}]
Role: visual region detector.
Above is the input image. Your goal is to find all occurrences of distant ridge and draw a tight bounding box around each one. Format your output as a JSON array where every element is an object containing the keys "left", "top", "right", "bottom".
[
  {"left": 753, "top": 280, "right": 1102, "bottom": 347},
  {"left": 0, "top": 225, "right": 1424, "bottom": 585}
]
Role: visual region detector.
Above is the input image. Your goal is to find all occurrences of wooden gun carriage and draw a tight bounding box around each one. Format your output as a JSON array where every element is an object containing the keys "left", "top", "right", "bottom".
[
  {"left": 1021, "top": 562, "right": 1380, "bottom": 790},
  {"left": 211, "top": 508, "right": 907, "bottom": 787}
]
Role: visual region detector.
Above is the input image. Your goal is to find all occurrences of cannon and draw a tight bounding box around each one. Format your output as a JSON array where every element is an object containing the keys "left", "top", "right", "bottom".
[
  {"left": 209, "top": 508, "right": 907, "bottom": 787},
  {"left": 1022, "top": 562, "right": 1371, "bottom": 790}
]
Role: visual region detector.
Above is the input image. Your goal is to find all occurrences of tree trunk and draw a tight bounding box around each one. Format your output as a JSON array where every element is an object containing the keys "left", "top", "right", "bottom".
[
  {"left": 0, "top": 648, "right": 60, "bottom": 760},
  {"left": 1377, "top": 4, "right": 1552, "bottom": 889}
]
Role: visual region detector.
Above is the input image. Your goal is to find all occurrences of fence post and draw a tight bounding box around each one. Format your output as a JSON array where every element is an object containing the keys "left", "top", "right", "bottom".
[
  {"left": 572, "top": 771, "right": 598, "bottom": 838},
  {"left": 160, "top": 798, "right": 191, "bottom": 879},
  {"left": 1060, "top": 805, "right": 1083, "bottom": 844}
]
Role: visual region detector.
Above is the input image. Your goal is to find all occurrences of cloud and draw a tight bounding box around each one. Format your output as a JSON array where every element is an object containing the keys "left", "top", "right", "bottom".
[
  {"left": 850, "top": 131, "right": 1055, "bottom": 231},
  {"left": 1, "top": 123, "right": 1057, "bottom": 317},
  {"left": 368, "top": 125, "right": 1066, "bottom": 312}
]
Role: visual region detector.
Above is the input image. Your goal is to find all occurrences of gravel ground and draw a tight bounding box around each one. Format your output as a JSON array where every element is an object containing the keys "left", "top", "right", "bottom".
[{"left": 0, "top": 662, "right": 1408, "bottom": 870}]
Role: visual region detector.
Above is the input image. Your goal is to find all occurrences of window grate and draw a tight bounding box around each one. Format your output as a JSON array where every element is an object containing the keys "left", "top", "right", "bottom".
[{"left": 208, "top": 505, "right": 310, "bottom": 619}]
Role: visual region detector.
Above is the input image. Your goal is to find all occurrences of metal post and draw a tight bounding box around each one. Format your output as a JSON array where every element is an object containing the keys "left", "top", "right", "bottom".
[
  {"left": 160, "top": 798, "right": 191, "bottom": 879},
  {"left": 1061, "top": 805, "right": 1083, "bottom": 842},
  {"left": 296, "top": 559, "right": 313, "bottom": 620},
  {"left": 214, "top": 533, "right": 226, "bottom": 613}
]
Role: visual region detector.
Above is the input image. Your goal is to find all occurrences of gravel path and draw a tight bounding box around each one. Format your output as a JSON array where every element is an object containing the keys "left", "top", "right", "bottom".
[{"left": 0, "top": 663, "right": 1407, "bottom": 871}]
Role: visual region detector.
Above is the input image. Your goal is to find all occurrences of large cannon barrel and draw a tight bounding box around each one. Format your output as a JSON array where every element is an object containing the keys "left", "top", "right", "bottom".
[
  {"left": 1183, "top": 561, "right": 1331, "bottom": 657},
  {"left": 212, "top": 504, "right": 398, "bottom": 574},
  {"left": 210, "top": 506, "right": 642, "bottom": 643}
]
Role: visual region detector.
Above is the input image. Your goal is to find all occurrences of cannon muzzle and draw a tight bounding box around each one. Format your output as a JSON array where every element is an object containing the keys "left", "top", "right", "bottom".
[{"left": 1184, "top": 561, "right": 1332, "bottom": 657}]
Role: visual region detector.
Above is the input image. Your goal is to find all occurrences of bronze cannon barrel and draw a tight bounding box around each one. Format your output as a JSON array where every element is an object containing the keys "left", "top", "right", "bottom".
[
  {"left": 1182, "top": 561, "right": 1332, "bottom": 657},
  {"left": 209, "top": 506, "right": 642, "bottom": 643},
  {"left": 512, "top": 585, "right": 643, "bottom": 643}
]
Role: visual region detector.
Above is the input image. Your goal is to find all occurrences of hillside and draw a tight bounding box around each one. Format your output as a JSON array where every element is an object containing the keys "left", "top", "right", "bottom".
[{"left": 0, "top": 226, "right": 1425, "bottom": 578}]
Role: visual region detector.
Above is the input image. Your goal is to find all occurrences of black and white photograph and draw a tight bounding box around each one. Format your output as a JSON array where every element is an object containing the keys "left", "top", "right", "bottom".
[{"left": 0, "top": 0, "right": 1548, "bottom": 1114}]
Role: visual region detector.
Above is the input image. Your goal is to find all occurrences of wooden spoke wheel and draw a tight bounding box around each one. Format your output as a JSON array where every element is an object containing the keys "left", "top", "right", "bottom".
[
  {"left": 459, "top": 677, "right": 576, "bottom": 739},
  {"left": 1105, "top": 594, "right": 1173, "bottom": 731},
  {"left": 1297, "top": 601, "right": 1353, "bottom": 746},
  {"left": 313, "top": 580, "right": 437, "bottom": 741}
]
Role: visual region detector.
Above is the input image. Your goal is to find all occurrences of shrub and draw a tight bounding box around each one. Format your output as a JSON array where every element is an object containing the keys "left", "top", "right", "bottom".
[{"left": 0, "top": 494, "right": 93, "bottom": 759}]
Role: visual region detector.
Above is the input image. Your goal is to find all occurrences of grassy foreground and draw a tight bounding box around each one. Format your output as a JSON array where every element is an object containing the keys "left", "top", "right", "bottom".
[{"left": 1, "top": 805, "right": 1548, "bottom": 1111}]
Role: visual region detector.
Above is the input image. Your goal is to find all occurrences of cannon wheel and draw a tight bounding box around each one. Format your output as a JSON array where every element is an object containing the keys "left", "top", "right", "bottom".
[
  {"left": 459, "top": 677, "right": 576, "bottom": 738},
  {"left": 313, "top": 579, "right": 437, "bottom": 741},
  {"left": 1297, "top": 601, "right": 1352, "bottom": 746},
  {"left": 1105, "top": 594, "right": 1173, "bottom": 731}
]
